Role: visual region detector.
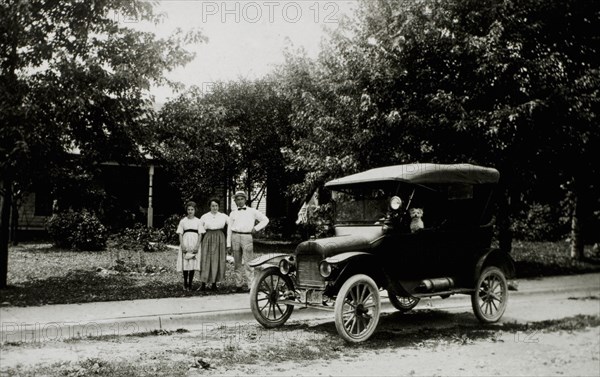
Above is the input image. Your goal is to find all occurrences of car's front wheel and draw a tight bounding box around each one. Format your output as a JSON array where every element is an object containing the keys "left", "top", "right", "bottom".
[
  {"left": 250, "top": 267, "right": 294, "bottom": 328},
  {"left": 388, "top": 292, "right": 420, "bottom": 313},
  {"left": 471, "top": 266, "right": 508, "bottom": 323},
  {"left": 334, "top": 274, "right": 381, "bottom": 343}
]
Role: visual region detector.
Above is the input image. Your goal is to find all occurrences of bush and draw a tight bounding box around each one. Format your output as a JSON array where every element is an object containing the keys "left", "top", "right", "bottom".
[
  {"left": 108, "top": 223, "right": 168, "bottom": 252},
  {"left": 161, "top": 214, "right": 182, "bottom": 245},
  {"left": 46, "top": 211, "right": 79, "bottom": 249},
  {"left": 512, "top": 203, "right": 569, "bottom": 241},
  {"left": 258, "top": 216, "right": 302, "bottom": 241},
  {"left": 46, "top": 210, "right": 107, "bottom": 250}
]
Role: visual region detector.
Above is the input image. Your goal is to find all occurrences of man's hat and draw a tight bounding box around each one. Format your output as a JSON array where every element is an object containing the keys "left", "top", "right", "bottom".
[{"left": 233, "top": 190, "right": 247, "bottom": 200}]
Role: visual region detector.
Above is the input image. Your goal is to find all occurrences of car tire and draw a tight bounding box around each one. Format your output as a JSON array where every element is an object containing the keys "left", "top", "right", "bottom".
[
  {"left": 250, "top": 267, "right": 294, "bottom": 328},
  {"left": 471, "top": 266, "right": 508, "bottom": 323},
  {"left": 388, "top": 292, "right": 420, "bottom": 313},
  {"left": 334, "top": 274, "right": 381, "bottom": 343}
]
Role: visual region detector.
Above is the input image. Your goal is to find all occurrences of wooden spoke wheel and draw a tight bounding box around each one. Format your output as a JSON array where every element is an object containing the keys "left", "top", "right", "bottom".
[
  {"left": 471, "top": 266, "right": 508, "bottom": 323},
  {"left": 250, "top": 267, "right": 294, "bottom": 328},
  {"left": 334, "top": 274, "right": 381, "bottom": 343},
  {"left": 388, "top": 292, "right": 420, "bottom": 313}
]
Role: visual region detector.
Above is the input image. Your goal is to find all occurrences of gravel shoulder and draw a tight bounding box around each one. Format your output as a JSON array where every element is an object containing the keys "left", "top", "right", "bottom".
[{"left": 2, "top": 311, "right": 599, "bottom": 376}]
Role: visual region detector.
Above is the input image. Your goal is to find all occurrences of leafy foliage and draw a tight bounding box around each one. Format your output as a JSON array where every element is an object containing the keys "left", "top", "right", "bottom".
[
  {"left": 0, "top": 0, "right": 204, "bottom": 286},
  {"left": 276, "top": 0, "right": 599, "bottom": 252},
  {"left": 296, "top": 203, "right": 335, "bottom": 240},
  {"left": 258, "top": 217, "right": 299, "bottom": 241},
  {"left": 511, "top": 203, "right": 570, "bottom": 241},
  {"left": 151, "top": 79, "right": 294, "bottom": 204},
  {"left": 108, "top": 223, "right": 168, "bottom": 253},
  {"left": 1, "top": 0, "right": 203, "bottom": 182},
  {"left": 46, "top": 210, "right": 107, "bottom": 251},
  {"left": 161, "top": 214, "right": 182, "bottom": 245},
  {"left": 280, "top": 0, "right": 599, "bottom": 200}
]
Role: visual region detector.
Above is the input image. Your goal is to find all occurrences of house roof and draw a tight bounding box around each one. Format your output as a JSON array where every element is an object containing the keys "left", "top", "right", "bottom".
[{"left": 324, "top": 163, "right": 500, "bottom": 188}]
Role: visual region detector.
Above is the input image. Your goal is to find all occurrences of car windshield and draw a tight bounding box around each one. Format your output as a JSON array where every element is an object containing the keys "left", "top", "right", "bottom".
[{"left": 333, "top": 187, "right": 389, "bottom": 224}]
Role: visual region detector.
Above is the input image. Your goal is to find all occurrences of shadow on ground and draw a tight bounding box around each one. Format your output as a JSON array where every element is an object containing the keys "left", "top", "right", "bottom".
[
  {"left": 0, "top": 269, "right": 238, "bottom": 307},
  {"left": 288, "top": 309, "right": 600, "bottom": 350}
]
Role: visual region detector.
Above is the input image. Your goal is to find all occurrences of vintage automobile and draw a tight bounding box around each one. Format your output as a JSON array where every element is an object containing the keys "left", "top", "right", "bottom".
[{"left": 248, "top": 163, "right": 515, "bottom": 342}]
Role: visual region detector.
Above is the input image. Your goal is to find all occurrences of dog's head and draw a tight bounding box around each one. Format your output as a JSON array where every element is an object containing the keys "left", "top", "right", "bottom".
[{"left": 409, "top": 208, "right": 423, "bottom": 219}]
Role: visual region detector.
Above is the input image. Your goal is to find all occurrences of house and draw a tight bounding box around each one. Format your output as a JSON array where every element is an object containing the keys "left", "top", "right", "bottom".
[
  {"left": 13, "top": 161, "right": 273, "bottom": 240},
  {"left": 12, "top": 160, "right": 182, "bottom": 239}
]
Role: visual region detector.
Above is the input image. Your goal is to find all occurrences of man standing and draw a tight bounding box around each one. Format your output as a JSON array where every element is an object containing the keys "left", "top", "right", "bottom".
[{"left": 227, "top": 190, "right": 269, "bottom": 292}]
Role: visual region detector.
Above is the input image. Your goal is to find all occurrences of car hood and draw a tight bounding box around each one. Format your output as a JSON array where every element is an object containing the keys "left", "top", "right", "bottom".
[{"left": 295, "top": 234, "right": 379, "bottom": 258}]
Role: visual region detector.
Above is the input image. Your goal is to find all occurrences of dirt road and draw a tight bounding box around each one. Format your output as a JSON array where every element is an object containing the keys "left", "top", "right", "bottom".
[{"left": 1, "top": 273, "right": 599, "bottom": 376}]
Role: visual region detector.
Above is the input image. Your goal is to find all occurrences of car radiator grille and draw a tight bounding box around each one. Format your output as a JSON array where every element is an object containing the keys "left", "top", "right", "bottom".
[{"left": 296, "top": 256, "right": 325, "bottom": 288}]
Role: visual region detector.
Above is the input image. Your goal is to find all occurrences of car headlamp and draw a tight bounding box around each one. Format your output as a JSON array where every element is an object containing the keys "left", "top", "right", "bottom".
[
  {"left": 390, "top": 196, "right": 402, "bottom": 210},
  {"left": 279, "top": 257, "right": 295, "bottom": 275},
  {"left": 319, "top": 261, "right": 332, "bottom": 278}
]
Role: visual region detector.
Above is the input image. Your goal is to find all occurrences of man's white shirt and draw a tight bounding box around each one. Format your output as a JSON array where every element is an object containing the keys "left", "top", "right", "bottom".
[{"left": 226, "top": 206, "right": 269, "bottom": 247}]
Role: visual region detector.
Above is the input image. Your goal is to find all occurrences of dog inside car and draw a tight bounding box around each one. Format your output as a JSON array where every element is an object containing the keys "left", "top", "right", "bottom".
[{"left": 409, "top": 208, "right": 424, "bottom": 233}]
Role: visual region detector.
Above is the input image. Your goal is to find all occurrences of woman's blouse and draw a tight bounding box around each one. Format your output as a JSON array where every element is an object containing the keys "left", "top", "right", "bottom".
[
  {"left": 176, "top": 216, "right": 204, "bottom": 234},
  {"left": 200, "top": 212, "right": 229, "bottom": 230}
]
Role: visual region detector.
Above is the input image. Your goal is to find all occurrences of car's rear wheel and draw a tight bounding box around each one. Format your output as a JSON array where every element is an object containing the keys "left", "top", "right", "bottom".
[
  {"left": 250, "top": 267, "right": 294, "bottom": 328},
  {"left": 334, "top": 274, "right": 381, "bottom": 343},
  {"left": 388, "top": 292, "right": 420, "bottom": 313},
  {"left": 471, "top": 266, "right": 508, "bottom": 323}
]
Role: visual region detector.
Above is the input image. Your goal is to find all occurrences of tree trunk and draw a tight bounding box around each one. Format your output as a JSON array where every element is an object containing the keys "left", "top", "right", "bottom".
[
  {"left": 0, "top": 179, "right": 13, "bottom": 289},
  {"left": 10, "top": 196, "right": 18, "bottom": 246},
  {"left": 246, "top": 173, "right": 253, "bottom": 207},
  {"left": 223, "top": 170, "right": 229, "bottom": 214},
  {"left": 266, "top": 172, "right": 284, "bottom": 218},
  {"left": 570, "top": 178, "right": 585, "bottom": 260},
  {"left": 497, "top": 186, "right": 512, "bottom": 254}
]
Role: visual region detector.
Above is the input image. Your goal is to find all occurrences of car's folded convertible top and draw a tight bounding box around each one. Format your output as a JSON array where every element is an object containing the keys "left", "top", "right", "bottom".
[{"left": 325, "top": 163, "right": 499, "bottom": 188}]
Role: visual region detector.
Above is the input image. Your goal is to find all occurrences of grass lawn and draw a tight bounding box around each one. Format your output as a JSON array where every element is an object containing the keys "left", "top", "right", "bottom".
[
  {"left": 0, "top": 241, "right": 296, "bottom": 307},
  {"left": 0, "top": 240, "right": 598, "bottom": 307},
  {"left": 510, "top": 240, "right": 600, "bottom": 278}
]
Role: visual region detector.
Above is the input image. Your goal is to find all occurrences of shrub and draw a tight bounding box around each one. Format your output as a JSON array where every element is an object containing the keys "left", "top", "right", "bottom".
[
  {"left": 258, "top": 216, "right": 302, "bottom": 241},
  {"left": 107, "top": 223, "right": 170, "bottom": 272},
  {"left": 512, "top": 203, "right": 569, "bottom": 241},
  {"left": 46, "top": 211, "right": 79, "bottom": 248},
  {"left": 108, "top": 223, "right": 168, "bottom": 252},
  {"left": 46, "top": 210, "right": 107, "bottom": 250},
  {"left": 161, "top": 214, "right": 182, "bottom": 245}
]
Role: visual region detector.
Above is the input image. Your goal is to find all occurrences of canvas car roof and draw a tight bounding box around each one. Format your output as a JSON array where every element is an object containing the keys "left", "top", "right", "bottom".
[{"left": 324, "top": 163, "right": 500, "bottom": 188}]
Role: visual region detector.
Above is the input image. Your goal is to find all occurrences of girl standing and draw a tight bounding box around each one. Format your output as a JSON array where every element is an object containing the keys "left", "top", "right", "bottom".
[
  {"left": 176, "top": 201, "right": 204, "bottom": 291},
  {"left": 198, "top": 198, "right": 228, "bottom": 291}
]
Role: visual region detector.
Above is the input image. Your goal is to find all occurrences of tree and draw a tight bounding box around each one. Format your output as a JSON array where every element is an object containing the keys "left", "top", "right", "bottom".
[
  {"left": 152, "top": 78, "right": 294, "bottom": 216},
  {"left": 279, "top": 0, "right": 599, "bottom": 256},
  {"left": 150, "top": 86, "right": 238, "bottom": 205},
  {"left": 0, "top": 0, "right": 203, "bottom": 288}
]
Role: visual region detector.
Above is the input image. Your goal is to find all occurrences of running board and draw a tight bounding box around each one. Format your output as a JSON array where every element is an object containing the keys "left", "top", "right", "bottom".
[
  {"left": 412, "top": 288, "right": 474, "bottom": 298},
  {"left": 279, "top": 299, "right": 335, "bottom": 311}
]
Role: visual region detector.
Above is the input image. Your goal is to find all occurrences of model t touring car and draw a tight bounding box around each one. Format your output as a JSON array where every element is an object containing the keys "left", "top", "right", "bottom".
[{"left": 249, "top": 163, "right": 515, "bottom": 342}]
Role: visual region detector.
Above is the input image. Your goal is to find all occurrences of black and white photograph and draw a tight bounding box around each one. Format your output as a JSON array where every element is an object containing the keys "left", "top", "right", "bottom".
[{"left": 1, "top": 0, "right": 599, "bottom": 376}]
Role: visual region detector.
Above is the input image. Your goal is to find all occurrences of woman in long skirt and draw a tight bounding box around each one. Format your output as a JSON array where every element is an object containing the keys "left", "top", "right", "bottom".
[
  {"left": 198, "top": 198, "right": 228, "bottom": 291},
  {"left": 176, "top": 201, "right": 204, "bottom": 291}
]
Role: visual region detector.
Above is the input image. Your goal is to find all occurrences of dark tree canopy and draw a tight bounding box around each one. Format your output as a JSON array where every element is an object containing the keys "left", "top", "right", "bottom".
[
  {"left": 0, "top": 0, "right": 204, "bottom": 287},
  {"left": 151, "top": 78, "right": 293, "bottom": 208},
  {"left": 277, "top": 0, "right": 598, "bottom": 255}
]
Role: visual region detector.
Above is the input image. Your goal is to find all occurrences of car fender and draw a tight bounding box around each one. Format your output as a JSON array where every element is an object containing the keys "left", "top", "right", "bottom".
[
  {"left": 474, "top": 248, "right": 516, "bottom": 282},
  {"left": 324, "top": 252, "right": 382, "bottom": 293},
  {"left": 248, "top": 252, "right": 290, "bottom": 269},
  {"left": 324, "top": 251, "right": 372, "bottom": 264}
]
